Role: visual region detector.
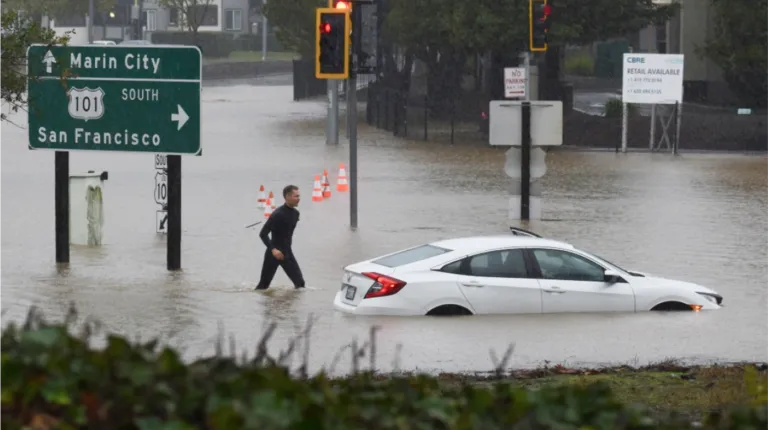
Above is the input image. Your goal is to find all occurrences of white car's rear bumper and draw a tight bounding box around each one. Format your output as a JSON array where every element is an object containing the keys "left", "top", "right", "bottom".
[{"left": 333, "top": 292, "right": 421, "bottom": 316}]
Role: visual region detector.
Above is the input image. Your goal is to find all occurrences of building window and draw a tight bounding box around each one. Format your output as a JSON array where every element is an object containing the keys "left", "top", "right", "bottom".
[
  {"left": 655, "top": 22, "right": 667, "bottom": 54},
  {"left": 187, "top": 4, "right": 218, "bottom": 27},
  {"left": 169, "top": 8, "right": 179, "bottom": 27},
  {"left": 224, "top": 9, "right": 242, "bottom": 31},
  {"left": 143, "top": 10, "right": 157, "bottom": 31}
]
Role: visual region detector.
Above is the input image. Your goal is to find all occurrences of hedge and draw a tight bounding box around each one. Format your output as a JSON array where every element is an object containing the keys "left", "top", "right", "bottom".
[
  {"left": 151, "top": 32, "right": 235, "bottom": 58},
  {"left": 2, "top": 307, "right": 766, "bottom": 429}
]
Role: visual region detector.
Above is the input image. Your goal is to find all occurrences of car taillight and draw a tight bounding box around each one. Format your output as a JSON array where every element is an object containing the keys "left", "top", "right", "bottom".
[{"left": 362, "top": 272, "right": 407, "bottom": 299}]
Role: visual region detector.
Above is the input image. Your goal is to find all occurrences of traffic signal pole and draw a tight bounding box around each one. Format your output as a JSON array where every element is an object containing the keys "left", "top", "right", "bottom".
[
  {"left": 521, "top": 51, "right": 531, "bottom": 221},
  {"left": 520, "top": 0, "right": 550, "bottom": 220},
  {"left": 348, "top": 3, "right": 361, "bottom": 230},
  {"left": 316, "top": 0, "right": 371, "bottom": 229},
  {"left": 327, "top": 81, "right": 340, "bottom": 145}
]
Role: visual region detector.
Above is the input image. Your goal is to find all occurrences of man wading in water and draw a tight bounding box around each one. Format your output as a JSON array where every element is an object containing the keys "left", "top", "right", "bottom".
[{"left": 255, "top": 185, "right": 306, "bottom": 290}]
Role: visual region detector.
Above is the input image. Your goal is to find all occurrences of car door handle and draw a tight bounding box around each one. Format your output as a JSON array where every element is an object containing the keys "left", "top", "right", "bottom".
[
  {"left": 462, "top": 281, "right": 484, "bottom": 288},
  {"left": 543, "top": 286, "right": 566, "bottom": 294}
]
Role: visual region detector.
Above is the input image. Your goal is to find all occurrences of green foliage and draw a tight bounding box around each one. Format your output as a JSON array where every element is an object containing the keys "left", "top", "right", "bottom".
[
  {"left": 2, "top": 307, "right": 766, "bottom": 429},
  {"left": 384, "top": 0, "right": 677, "bottom": 60},
  {"left": 263, "top": 0, "right": 326, "bottom": 59},
  {"left": 263, "top": 0, "right": 677, "bottom": 66},
  {"left": 564, "top": 53, "right": 595, "bottom": 76},
  {"left": 0, "top": 8, "right": 71, "bottom": 123},
  {"left": 151, "top": 31, "right": 235, "bottom": 58},
  {"left": 699, "top": 0, "right": 767, "bottom": 108},
  {"left": 746, "top": 365, "right": 768, "bottom": 406}
]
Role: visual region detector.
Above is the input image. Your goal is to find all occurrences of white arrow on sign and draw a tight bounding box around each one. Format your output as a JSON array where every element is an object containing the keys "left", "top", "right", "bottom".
[
  {"left": 42, "top": 50, "right": 56, "bottom": 73},
  {"left": 171, "top": 104, "right": 189, "bottom": 131}
]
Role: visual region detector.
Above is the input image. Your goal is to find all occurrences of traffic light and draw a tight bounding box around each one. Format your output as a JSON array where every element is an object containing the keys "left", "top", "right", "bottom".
[
  {"left": 329, "top": 0, "right": 350, "bottom": 9},
  {"left": 529, "top": 0, "right": 551, "bottom": 52},
  {"left": 315, "top": 8, "right": 351, "bottom": 79}
]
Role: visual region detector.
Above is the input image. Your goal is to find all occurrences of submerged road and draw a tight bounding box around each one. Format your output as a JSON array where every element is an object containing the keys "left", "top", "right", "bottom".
[{"left": 2, "top": 78, "right": 766, "bottom": 375}]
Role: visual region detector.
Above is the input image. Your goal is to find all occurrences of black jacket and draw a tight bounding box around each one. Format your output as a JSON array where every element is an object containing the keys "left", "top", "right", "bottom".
[{"left": 260, "top": 204, "right": 300, "bottom": 253}]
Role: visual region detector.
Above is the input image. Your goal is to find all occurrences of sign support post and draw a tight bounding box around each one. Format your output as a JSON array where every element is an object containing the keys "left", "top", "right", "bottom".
[
  {"left": 167, "top": 155, "right": 182, "bottom": 270},
  {"left": 55, "top": 151, "right": 70, "bottom": 264},
  {"left": 520, "top": 101, "right": 531, "bottom": 220},
  {"left": 520, "top": 50, "right": 532, "bottom": 220}
]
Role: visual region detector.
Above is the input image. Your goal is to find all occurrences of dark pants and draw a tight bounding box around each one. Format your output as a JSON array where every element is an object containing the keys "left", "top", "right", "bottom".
[{"left": 255, "top": 249, "right": 305, "bottom": 289}]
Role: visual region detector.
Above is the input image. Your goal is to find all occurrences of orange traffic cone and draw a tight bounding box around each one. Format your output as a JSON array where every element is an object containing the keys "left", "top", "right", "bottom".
[
  {"left": 321, "top": 169, "right": 332, "bottom": 198},
  {"left": 312, "top": 175, "right": 324, "bottom": 202},
  {"left": 264, "top": 196, "right": 273, "bottom": 218},
  {"left": 336, "top": 163, "right": 349, "bottom": 192},
  {"left": 257, "top": 185, "right": 266, "bottom": 209}
]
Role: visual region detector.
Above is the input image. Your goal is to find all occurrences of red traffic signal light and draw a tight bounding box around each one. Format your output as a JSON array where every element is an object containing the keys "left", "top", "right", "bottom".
[
  {"left": 330, "top": 0, "right": 350, "bottom": 8},
  {"left": 529, "top": 0, "right": 551, "bottom": 52},
  {"left": 315, "top": 8, "right": 351, "bottom": 79},
  {"left": 542, "top": 4, "right": 551, "bottom": 18}
]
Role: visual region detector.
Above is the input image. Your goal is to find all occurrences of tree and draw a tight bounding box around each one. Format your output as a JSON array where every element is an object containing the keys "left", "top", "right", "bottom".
[
  {"left": 256, "top": 0, "right": 677, "bottom": 106},
  {"left": 699, "top": 0, "right": 767, "bottom": 108},
  {"left": 384, "top": 0, "right": 677, "bottom": 104},
  {"left": 262, "top": 0, "right": 326, "bottom": 59},
  {"left": 159, "top": 0, "right": 216, "bottom": 38},
  {"left": 1, "top": 7, "right": 71, "bottom": 123}
]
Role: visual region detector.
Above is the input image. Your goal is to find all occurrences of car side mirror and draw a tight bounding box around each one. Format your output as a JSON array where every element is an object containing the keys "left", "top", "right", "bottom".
[{"left": 604, "top": 269, "right": 623, "bottom": 284}]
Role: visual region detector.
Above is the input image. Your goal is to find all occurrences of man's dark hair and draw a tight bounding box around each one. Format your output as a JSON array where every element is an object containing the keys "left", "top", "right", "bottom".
[{"left": 283, "top": 185, "right": 299, "bottom": 198}]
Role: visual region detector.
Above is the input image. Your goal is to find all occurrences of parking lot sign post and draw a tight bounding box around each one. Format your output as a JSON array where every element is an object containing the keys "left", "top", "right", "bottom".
[{"left": 27, "top": 44, "right": 202, "bottom": 270}]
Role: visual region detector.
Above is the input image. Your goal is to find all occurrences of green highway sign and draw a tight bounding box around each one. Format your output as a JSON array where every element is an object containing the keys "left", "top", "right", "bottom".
[{"left": 27, "top": 44, "right": 202, "bottom": 155}]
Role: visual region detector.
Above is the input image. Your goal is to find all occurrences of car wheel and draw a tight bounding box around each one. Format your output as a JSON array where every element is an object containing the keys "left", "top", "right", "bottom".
[{"left": 426, "top": 305, "right": 473, "bottom": 316}]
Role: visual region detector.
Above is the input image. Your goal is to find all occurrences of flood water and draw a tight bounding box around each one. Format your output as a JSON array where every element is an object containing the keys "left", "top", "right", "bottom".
[{"left": 2, "top": 77, "right": 767, "bottom": 375}]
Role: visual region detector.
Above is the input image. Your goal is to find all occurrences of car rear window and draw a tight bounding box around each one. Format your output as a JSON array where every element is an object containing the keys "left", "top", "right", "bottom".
[{"left": 372, "top": 244, "right": 452, "bottom": 268}]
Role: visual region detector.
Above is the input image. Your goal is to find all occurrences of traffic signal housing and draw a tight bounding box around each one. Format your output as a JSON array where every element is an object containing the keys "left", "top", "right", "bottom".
[
  {"left": 315, "top": 8, "right": 351, "bottom": 79},
  {"left": 529, "top": 0, "right": 551, "bottom": 52}
]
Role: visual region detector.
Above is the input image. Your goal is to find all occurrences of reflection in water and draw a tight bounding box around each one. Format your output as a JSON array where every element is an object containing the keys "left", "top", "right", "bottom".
[{"left": 2, "top": 84, "right": 767, "bottom": 375}]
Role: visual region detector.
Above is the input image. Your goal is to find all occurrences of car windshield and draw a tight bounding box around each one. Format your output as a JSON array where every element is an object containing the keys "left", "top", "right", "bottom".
[
  {"left": 577, "top": 249, "right": 630, "bottom": 273},
  {"left": 372, "top": 244, "right": 452, "bottom": 268}
]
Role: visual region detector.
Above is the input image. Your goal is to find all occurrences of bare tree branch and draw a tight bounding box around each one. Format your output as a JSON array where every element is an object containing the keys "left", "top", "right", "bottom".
[{"left": 158, "top": 0, "right": 215, "bottom": 36}]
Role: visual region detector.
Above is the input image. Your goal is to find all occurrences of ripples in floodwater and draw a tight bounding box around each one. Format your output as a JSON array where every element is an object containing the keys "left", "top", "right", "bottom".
[{"left": 2, "top": 83, "right": 766, "bottom": 374}]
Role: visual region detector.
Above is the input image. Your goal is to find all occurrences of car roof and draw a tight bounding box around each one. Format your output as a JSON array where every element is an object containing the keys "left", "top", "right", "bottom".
[{"left": 430, "top": 235, "right": 574, "bottom": 254}]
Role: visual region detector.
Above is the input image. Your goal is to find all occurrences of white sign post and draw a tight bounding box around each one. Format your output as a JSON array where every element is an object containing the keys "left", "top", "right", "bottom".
[
  {"left": 620, "top": 53, "right": 684, "bottom": 153},
  {"left": 504, "top": 67, "right": 527, "bottom": 99}
]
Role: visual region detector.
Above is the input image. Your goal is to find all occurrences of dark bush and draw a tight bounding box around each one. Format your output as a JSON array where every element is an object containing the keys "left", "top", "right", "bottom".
[
  {"left": 2, "top": 307, "right": 766, "bottom": 429},
  {"left": 151, "top": 31, "right": 235, "bottom": 58}
]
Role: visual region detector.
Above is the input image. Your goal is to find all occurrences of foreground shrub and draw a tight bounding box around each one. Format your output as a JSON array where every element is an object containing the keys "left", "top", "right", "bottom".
[{"left": 1, "top": 308, "right": 766, "bottom": 429}]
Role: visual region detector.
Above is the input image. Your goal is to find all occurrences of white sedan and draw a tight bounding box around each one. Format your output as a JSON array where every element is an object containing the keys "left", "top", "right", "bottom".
[{"left": 333, "top": 228, "right": 723, "bottom": 316}]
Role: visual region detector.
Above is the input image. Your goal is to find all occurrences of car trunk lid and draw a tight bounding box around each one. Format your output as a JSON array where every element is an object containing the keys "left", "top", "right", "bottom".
[{"left": 339, "top": 262, "right": 396, "bottom": 307}]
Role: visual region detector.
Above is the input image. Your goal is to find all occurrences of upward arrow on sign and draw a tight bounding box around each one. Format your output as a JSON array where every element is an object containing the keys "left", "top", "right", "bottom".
[
  {"left": 171, "top": 104, "right": 189, "bottom": 130},
  {"left": 42, "top": 50, "right": 56, "bottom": 73}
]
